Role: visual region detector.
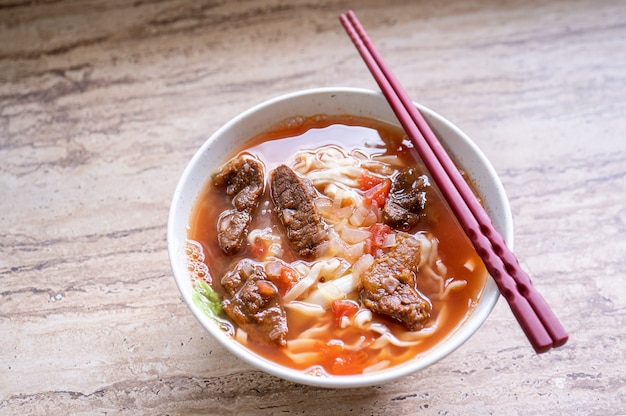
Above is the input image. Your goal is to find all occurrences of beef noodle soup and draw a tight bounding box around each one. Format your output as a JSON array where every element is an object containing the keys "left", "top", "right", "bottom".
[{"left": 186, "top": 114, "right": 487, "bottom": 376}]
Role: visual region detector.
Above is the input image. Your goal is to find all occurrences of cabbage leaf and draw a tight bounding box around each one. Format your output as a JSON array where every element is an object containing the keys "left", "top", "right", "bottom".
[{"left": 192, "top": 279, "right": 222, "bottom": 318}]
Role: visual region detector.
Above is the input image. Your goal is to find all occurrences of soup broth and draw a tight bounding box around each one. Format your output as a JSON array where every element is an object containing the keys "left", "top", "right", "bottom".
[{"left": 187, "top": 114, "right": 487, "bottom": 376}]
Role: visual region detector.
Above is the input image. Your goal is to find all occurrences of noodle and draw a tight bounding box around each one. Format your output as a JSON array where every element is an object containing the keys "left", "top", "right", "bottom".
[{"left": 284, "top": 301, "right": 326, "bottom": 317}]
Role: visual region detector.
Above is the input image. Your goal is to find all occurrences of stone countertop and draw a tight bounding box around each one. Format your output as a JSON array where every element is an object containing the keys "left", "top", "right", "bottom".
[{"left": 1, "top": 0, "right": 625, "bottom": 414}]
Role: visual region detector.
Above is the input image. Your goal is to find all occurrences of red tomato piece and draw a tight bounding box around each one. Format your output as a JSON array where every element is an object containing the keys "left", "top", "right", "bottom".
[
  {"left": 367, "top": 223, "right": 392, "bottom": 254},
  {"left": 357, "top": 171, "right": 384, "bottom": 191},
  {"left": 331, "top": 299, "right": 359, "bottom": 326},
  {"left": 317, "top": 338, "right": 371, "bottom": 375},
  {"left": 270, "top": 266, "right": 299, "bottom": 296},
  {"left": 363, "top": 179, "right": 391, "bottom": 207}
]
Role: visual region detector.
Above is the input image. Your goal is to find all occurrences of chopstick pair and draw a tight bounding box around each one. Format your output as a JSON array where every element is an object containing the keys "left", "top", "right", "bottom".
[{"left": 340, "top": 10, "right": 568, "bottom": 353}]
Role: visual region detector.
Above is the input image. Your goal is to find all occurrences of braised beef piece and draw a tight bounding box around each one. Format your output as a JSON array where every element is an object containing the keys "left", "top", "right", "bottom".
[
  {"left": 216, "top": 210, "right": 251, "bottom": 255},
  {"left": 213, "top": 155, "right": 265, "bottom": 211},
  {"left": 213, "top": 155, "right": 265, "bottom": 254},
  {"left": 270, "top": 164, "right": 328, "bottom": 258},
  {"left": 221, "top": 259, "right": 288, "bottom": 347},
  {"left": 383, "top": 168, "right": 430, "bottom": 231},
  {"left": 360, "top": 232, "right": 431, "bottom": 330}
]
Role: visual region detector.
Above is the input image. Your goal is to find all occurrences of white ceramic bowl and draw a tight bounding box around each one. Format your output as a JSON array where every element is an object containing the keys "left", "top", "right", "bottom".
[{"left": 168, "top": 87, "right": 513, "bottom": 388}]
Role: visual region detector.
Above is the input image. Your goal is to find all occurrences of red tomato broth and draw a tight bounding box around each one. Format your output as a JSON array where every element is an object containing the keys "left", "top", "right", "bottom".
[{"left": 187, "top": 114, "right": 488, "bottom": 375}]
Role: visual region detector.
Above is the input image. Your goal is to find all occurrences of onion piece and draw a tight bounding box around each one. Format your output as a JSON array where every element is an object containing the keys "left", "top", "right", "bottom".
[
  {"left": 362, "top": 209, "right": 379, "bottom": 226},
  {"left": 352, "top": 254, "right": 375, "bottom": 279},
  {"left": 235, "top": 328, "right": 248, "bottom": 344},
  {"left": 340, "top": 226, "right": 371, "bottom": 244},
  {"left": 349, "top": 207, "right": 366, "bottom": 227},
  {"left": 303, "top": 273, "right": 358, "bottom": 308},
  {"left": 313, "top": 197, "right": 332, "bottom": 213},
  {"left": 381, "top": 232, "right": 396, "bottom": 248},
  {"left": 344, "top": 241, "right": 365, "bottom": 263}
]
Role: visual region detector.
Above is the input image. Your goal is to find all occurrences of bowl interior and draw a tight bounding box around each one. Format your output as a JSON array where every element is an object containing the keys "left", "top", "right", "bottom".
[{"left": 167, "top": 87, "right": 513, "bottom": 388}]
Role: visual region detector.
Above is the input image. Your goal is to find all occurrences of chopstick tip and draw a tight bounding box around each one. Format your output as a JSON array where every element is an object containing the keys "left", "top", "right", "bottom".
[
  {"left": 339, "top": 10, "right": 357, "bottom": 20},
  {"left": 552, "top": 333, "right": 569, "bottom": 349}
]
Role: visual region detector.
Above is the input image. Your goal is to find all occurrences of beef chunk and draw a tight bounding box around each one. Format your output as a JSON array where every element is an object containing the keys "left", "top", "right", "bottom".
[
  {"left": 213, "top": 154, "right": 265, "bottom": 211},
  {"left": 270, "top": 164, "right": 328, "bottom": 258},
  {"left": 383, "top": 168, "right": 430, "bottom": 231},
  {"left": 213, "top": 155, "right": 265, "bottom": 254},
  {"left": 221, "top": 259, "right": 288, "bottom": 347},
  {"left": 360, "top": 232, "right": 431, "bottom": 330},
  {"left": 216, "top": 210, "right": 251, "bottom": 255}
]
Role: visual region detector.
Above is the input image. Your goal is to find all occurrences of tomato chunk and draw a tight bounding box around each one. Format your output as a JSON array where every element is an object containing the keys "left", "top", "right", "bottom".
[
  {"left": 317, "top": 337, "right": 372, "bottom": 375},
  {"left": 363, "top": 179, "right": 391, "bottom": 207},
  {"left": 267, "top": 266, "right": 300, "bottom": 296},
  {"left": 366, "top": 223, "right": 393, "bottom": 254},
  {"left": 357, "top": 171, "right": 384, "bottom": 191},
  {"left": 331, "top": 299, "right": 359, "bottom": 326}
]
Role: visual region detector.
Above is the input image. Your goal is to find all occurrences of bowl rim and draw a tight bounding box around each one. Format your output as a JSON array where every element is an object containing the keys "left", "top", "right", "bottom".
[{"left": 167, "top": 86, "right": 513, "bottom": 388}]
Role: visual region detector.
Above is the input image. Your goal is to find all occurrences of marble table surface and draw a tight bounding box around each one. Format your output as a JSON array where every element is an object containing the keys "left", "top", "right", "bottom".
[{"left": 1, "top": 0, "right": 625, "bottom": 414}]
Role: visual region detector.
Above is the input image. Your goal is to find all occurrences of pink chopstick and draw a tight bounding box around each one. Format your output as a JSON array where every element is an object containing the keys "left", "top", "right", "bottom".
[{"left": 340, "top": 10, "right": 568, "bottom": 353}]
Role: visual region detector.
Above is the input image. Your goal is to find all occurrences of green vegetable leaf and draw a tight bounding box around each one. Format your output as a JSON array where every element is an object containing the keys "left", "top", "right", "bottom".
[{"left": 192, "top": 279, "right": 223, "bottom": 318}]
